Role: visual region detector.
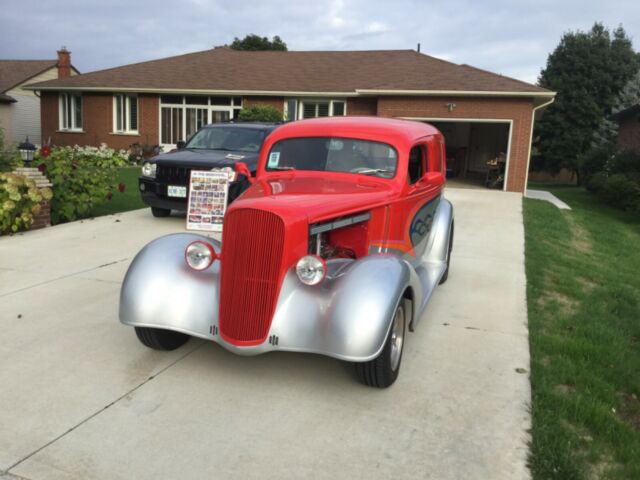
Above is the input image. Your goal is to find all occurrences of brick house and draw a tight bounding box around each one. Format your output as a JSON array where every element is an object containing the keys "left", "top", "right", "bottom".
[
  {"left": 0, "top": 49, "right": 78, "bottom": 145},
  {"left": 612, "top": 104, "right": 640, "bottom": 153},
  {"left": 26, "top": 48, "right": 555, "bottom": 193}
]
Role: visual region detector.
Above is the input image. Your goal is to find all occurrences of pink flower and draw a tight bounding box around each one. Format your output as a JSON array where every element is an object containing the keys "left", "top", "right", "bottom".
[{"left": 37, "top": 163, "right": 47, "bottom": 173}]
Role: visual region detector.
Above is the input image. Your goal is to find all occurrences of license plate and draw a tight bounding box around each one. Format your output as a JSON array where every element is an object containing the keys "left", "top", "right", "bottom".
[{"left": 167, "top": 185, "right": 187, "bottom": 198}]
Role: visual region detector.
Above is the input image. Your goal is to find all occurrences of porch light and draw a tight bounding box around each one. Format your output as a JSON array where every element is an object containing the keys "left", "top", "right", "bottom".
[{"left": 18, "top": 137, "right": 36, "bottom": 166}]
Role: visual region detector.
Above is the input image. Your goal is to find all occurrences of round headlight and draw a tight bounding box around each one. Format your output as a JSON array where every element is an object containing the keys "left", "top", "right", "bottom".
[
  {"left": 142, "top": 162, "right": 156, "bottom": 178},
  {"left": 185, "top": 241, "right": 216, "bottom": 271},
  {"left": 296, "top": 255, "right": 327, "bottom": 286}
]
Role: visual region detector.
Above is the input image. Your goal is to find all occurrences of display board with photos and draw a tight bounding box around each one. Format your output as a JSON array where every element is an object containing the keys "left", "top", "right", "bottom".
[{"left": 186, "top": 170, "right": 230, "bottom": 232}]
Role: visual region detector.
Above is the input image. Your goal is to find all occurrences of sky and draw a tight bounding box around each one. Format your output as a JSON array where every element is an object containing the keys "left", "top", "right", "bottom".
[{"left": 1, "top": 0, "right": 639, "bottom": 85}]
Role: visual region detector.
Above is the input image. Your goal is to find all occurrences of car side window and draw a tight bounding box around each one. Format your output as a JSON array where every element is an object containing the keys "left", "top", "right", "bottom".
[{"left": 408, "top": 146, "right": 425, "bottom": 184}]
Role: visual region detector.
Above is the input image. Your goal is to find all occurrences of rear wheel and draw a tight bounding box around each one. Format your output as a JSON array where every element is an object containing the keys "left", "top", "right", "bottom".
[
  {"left": 151, "top": 207, "right": 171, "bottom": 218},
  {"left": 439, "top": 221, "right": 454, "bottom": 284},
  {"left": 134, "top": 327, "right": 189, "bottom": 351},
  {"left": 354, "top": 302, "right": 406, "bottom": 388}
]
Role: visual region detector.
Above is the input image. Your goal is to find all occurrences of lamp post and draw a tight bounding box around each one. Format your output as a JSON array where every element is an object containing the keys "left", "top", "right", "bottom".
[{"left": 18, "top": 137, "right": 36, "bottom": 167}]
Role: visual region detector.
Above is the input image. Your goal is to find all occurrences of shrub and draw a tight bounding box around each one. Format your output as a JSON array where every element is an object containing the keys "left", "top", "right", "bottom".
[
  {"left": 587, "top": 171, "right": 608, "bottom": 193},
  {"left": 0, "top": 173, "right": 53, "bottom": 234},
  {"left": 608, "top": 149, "right": 640, "bottom": 175},
  {"left": 0, "top": 127, "right": 21, "bottom": 173},
  {"left": 237, "top": 105, "right": 283, "bottom": 122},
  {"left": 35, "top": 144, "right": 128, "bottom": 224},
  {"left": 599, "top": 174, "right": 640, "bottom": 211}
]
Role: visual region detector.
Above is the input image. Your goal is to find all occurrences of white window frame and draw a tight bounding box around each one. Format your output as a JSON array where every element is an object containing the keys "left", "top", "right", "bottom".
[
  {"left": 284, "top": 98, "right": 347, "bottom": 120},
  {"left": 113, "top": 94, "right": 139, "bottom": 134},
  {"left": 59, "top": 93, "right": 83, "bottom": 131},
  {"left": 158, "top": 96, "right": 242, "bottom": 148}
]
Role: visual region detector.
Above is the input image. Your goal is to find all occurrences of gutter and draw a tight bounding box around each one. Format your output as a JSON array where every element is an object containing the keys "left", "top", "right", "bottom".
[
  {"left": 23, "top": 85, "right": 555, "bottom": 100},
  {"left": 523, "top": 97, "right": 556, "bottom": 192}
]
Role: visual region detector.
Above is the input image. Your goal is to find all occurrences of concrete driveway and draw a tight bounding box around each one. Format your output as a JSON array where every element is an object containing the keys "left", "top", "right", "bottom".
[{"left": 0, "top": 188, "right": 531, "bottom": 480}]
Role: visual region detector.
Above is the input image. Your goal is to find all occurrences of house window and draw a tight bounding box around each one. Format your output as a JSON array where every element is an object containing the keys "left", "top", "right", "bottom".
[
  {"left": 113, "top": 94, "right": 138, "bottom": 133},
  {"left": 284, "top": 99, "right": 346, "bottom": 120},
  {"left": 59, "top": 93, "right": 82, "bottom": 131},
  {"left": 159, "top": 96, "right": 242, "bottom": 146}
]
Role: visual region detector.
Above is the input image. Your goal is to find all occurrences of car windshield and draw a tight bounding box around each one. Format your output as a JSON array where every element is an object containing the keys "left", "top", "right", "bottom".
[
  {"left": 186, "top": 127, "right": 266, "bottom": 153},
  {"left": 266, "top": 137, "right": 398, "bottom": 178}
]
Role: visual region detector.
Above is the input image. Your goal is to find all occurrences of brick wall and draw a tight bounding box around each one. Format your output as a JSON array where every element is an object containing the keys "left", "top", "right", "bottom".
[
  {"left": 376, "top": 96, "right": 535, "bottom": 192},
  {"left": 347, "top": 97, "right": 378, "bottom": 116},
  {"left": 41, "top": 92, "right": 160, "bottom": 149},
  {"left": 617, "top": 116, "right": 640, "bottom": 153}
]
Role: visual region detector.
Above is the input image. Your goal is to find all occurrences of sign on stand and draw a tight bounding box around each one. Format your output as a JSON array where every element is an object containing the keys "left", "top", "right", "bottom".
[{"left": 186, "top": 170, "right": 230, "bottom": 232}]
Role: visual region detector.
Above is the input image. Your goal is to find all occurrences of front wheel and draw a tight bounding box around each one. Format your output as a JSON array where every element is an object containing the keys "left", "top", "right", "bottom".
[
  {"left": 354, "top": 302, "right": 406, "bottom": 388},
  {"left": 134, "top": 327, "right": 189, "bottom": 351}
]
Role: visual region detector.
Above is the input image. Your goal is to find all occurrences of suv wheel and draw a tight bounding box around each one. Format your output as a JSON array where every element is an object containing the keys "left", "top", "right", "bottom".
[{"left": 151, "top": 207, "right": 171, "bottom": 217}]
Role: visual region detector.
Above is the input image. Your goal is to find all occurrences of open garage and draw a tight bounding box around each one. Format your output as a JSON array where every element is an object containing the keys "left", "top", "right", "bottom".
[{"left": 432, "top": 121, "right": 511, "bottom": 190}]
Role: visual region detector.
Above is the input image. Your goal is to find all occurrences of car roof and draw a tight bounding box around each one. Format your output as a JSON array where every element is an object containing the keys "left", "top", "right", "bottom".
[{"left": 269, "top": 116, "right": 439, "bottom": 144}]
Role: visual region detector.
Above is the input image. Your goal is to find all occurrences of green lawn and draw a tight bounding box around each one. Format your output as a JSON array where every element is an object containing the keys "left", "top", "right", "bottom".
[
  {"left": 524, "top": 186, "right": 640, "bottom": 479},
  {"left": 91, "top": 166, "right": 146, "bottom": 217}
]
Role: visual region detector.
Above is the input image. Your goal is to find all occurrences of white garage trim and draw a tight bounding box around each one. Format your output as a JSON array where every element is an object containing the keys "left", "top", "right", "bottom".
[{"left": 401, "top": 117, "right": 513, "bottom": 192}]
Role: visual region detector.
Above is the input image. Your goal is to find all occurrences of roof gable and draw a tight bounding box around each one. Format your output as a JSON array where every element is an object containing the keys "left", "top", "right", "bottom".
[
  {"left": 26, "top": 48, "right": 551, "bottom": 97},
  {"left": 0, "top": 60, "right": 58, "bottom": 93}
]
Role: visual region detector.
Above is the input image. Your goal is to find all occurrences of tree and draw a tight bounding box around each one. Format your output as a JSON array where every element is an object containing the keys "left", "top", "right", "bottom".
[
  {"left": 228, "top": 34, "right": 287, "bottom": 51},
  {"left": 237, "top": 105, "right": 283, "bottom": 122},
  {"left": 533, "top": 23, "right": 639, "bottom": 184}
]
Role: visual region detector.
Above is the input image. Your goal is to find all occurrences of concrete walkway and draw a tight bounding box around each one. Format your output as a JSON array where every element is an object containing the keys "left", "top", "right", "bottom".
[
  {"left": 525, "top": 189, "right": 571, "bottom": 210},
  {"left": 0, "top": 189, "right": 531, "bottom": 480}
]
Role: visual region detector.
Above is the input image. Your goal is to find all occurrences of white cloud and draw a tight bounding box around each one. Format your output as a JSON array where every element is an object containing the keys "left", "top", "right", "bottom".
[{"left": 0, "top": 0, "right": 638, "bottom": 85}]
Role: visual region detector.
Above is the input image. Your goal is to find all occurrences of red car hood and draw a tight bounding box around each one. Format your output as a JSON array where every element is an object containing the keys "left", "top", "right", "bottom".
[{"left": 231, "top": 174, "right": 394, "bottom": 223}]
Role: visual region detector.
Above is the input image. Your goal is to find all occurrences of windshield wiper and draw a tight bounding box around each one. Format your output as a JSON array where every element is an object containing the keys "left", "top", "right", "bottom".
[{"left": 355, "top": 168, "right": 393, "bottom": 176}]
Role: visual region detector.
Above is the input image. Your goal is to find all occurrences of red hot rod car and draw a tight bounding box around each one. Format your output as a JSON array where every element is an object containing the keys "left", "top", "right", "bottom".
[{"left": 120, "top": 117, "right": 454, "bottom": 388}]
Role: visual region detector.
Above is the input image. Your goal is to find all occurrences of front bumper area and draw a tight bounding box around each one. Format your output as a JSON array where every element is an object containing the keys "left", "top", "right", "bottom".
[
  {"left": 119, "top": 234, "right": 418, "bottom": 362},
  {"left": 138, "top": 176, "right": 250, "bottom": 212}
]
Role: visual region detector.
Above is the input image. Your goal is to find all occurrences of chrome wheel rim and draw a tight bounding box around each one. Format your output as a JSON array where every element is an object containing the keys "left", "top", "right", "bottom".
[{"left": 390, "top": 306, "right": 405, "bottom": 371}]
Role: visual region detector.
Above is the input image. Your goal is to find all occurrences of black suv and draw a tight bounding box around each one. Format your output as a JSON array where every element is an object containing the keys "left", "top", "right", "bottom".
[{"left": 139, "top": 122, "right": 279, "bottom": 217}]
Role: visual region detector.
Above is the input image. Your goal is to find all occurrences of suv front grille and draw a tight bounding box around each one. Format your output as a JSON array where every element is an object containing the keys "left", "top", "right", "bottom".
[{"left": 156, "top": 165, "right": 191, "bottom": 185}]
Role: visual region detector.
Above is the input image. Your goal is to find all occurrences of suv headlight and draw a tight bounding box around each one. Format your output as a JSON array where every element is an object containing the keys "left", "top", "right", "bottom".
[{"left": 142, "top": 162, "right": 157, "bottom": 178}]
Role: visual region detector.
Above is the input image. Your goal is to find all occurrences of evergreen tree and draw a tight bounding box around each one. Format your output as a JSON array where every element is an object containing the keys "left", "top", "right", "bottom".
[
  {"left": 533, "top": 23, "right": 639, "bottom": 183},
  {"left": 229, "top": 34, "right": 287, "bottom": 51}
]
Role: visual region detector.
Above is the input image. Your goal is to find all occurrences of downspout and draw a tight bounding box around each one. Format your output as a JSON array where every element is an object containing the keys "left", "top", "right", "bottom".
[{"left": 523, "top": 96, "right": 555, "bottom": 193}]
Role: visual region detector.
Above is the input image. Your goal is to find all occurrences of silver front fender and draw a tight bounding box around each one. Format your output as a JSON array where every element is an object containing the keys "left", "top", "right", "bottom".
[
  {"left": 268, "top": 255, "right": 421, "bottom": 362},
  {"left": 119, "top": 233, "right": 220, "bottom": 340}
]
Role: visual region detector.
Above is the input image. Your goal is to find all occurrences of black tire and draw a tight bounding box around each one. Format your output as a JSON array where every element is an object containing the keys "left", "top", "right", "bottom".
[
  {"left": 354, "top": 302, "right": 407, "bottom": 388},
  {"left": 134, "top": 326, "right": 189, "bottom": 351},
  {"left": 151, "top": 207, "right": 171, "bottom": 218},
  {"left": 439, "top": 220, "right": 454, "bottom": 285}
]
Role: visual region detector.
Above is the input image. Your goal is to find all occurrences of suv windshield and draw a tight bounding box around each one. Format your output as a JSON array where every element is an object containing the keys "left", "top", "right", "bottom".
[
  {"left": 266, "top": 137, "right": 397, "bottom": 178},
  {"left": 186, "top": 127, "right": 266, "bottom": 153}
]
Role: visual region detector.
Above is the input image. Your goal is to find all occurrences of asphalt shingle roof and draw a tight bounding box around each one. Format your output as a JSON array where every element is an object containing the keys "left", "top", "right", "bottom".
[
  {"left": 27, "top": 48, "right": 551, "bottom": 95},
  {"left": 0, "top": 59, "right": 57, "bottom": 94}
]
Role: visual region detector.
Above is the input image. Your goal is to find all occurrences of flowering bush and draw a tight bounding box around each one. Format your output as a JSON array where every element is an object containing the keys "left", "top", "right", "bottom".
[
  {"left": 0, "top": 173, "right": 53, "bottom": 234},
  {"left": 35, "top": 144, "right": 128, "bottom": 224}
]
